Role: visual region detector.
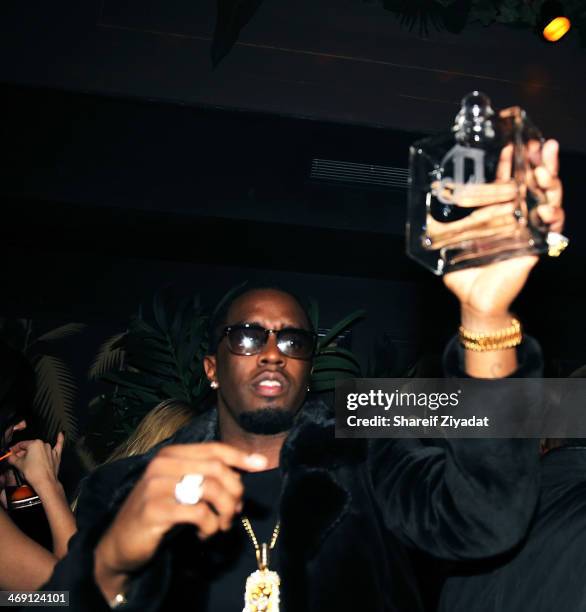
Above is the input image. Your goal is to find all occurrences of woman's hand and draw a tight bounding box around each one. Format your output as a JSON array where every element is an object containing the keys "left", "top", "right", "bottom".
[{"left": 7, "top": 433, "right": 65, "bottom": 490}]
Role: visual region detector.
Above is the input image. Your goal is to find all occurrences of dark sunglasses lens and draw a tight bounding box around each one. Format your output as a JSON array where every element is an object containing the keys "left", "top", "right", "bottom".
[
  {"left": 277, "top": 330, "right": 315, "bottom": 358},
  {"left": 227, "top": 327, "right": 266, "bottom": 354}
]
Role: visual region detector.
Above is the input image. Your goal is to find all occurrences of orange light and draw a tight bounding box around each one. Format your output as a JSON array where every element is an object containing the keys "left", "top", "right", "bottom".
[{"left": 542, "top": 16, "right": 571, "bottom": 42}]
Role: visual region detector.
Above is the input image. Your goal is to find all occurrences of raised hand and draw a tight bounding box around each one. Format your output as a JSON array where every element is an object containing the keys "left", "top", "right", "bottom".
[
  {"left": 443, "top": 139, "right": 564, "bottom": 326},
  {"left": 94, "top": 442, "right": 267, "bottom": 601},
  {"left": 442, "top": 139, "right": 564, "bottom": 377},
  {"left": 8, "top": 432, "right": 65, "bottom": 489}
]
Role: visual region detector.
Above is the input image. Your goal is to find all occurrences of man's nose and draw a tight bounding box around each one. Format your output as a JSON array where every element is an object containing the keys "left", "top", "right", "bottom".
[{"left": 258, "top": 331, "right": 285, "bottom": 366}]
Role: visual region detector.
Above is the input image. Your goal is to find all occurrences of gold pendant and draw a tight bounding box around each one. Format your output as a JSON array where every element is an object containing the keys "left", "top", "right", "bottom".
[{"left": 242, "top": 568, "right": 281, "bottom": 612}]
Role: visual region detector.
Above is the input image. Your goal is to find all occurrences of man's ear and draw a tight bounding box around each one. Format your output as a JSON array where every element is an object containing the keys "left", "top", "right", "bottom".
[{"left": 203, "top": 355, "right": 217, "bottom": 383}]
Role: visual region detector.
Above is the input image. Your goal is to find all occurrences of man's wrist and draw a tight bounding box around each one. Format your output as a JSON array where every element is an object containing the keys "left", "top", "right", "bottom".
[
  {"left": 94, "top": 540, "right": 130, "bottom": 605},
  {"left": 460, "top": 306, "right": 514, "bottom": 332},
  {"left": 459, "top": 308, "right": 520, "bottom": 378}
]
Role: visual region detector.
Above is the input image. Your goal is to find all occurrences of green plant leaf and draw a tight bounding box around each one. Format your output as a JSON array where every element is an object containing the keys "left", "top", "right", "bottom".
[
  {"left": 496, "top": 0, "right": 521, "bottom": 24},
  {"left": 318, "top": 347, "right": 362, "bottom": 369},
  {"left": 310, "top": 377, "right": 353, "bottom": 393},
  {"left": 125, "top": 355, "right": 179, "bottom": 377},
  {"left": 310, "top": 369, "right": 357, "bottom": 381},
  {"left": 88, "top": 332, "right": 126, "bottom": 380},
  {"left": 122, "top": 335, "right": 173, "bottom": 359},
  {"left": 33, "top": 354, "right": 78, "bottom": 441},
  {"left": 102, "top": 371, "right": 161, "bottom": 392},
  {"left": 120, "top": 389, "right": 161, "bottom": 405},
  {"left": 470, "top": 0, "right": 498, "bottom": 25},
  {"left": 36, "top": 323, "right": 86, "bottom": 343},
  {"left": 313, "top": 354, "right": 361, "bottom": 371},
  {"left": 307, "top": 298, "right": 319, "bottom": 332},
  {"left": 152, "top": 292, "right": 169, "bottom": 332},
  {"left": 318, "top": 310, "right": 366, "bottom": 349},
  {"left": 128, "top": 317, "right": 167, "bottom": 343},
  {"left": 160, "top": 381, "right": 190, "bottom": 401}
]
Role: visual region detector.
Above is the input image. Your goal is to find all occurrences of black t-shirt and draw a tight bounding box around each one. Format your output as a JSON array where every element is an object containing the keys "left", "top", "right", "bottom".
[{"left": 167, "top": 467, "right": 282, "bottom": 611}]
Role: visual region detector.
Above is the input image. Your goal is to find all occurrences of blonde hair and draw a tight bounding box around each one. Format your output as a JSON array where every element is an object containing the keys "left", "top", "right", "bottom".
[
  {"left": 71, "top": 399, "right": 194, "bottom": 512},
  {"left": 104, "top": 399, "right": 195, "bottom": 464}
]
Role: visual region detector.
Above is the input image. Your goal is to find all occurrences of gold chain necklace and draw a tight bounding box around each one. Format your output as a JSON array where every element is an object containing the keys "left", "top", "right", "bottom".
[{"left": 241, "top": 516, "right": 281, "bottom": 612}]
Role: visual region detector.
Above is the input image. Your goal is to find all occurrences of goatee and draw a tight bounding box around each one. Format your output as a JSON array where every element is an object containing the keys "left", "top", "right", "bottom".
[{"left": 237, "top": 407, "right": 297, "bottom": 435}]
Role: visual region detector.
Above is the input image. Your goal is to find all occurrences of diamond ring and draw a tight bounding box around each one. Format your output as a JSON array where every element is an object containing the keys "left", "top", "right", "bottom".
[{"left": 174, "top": 473, "right": 204, "bottom": 505}]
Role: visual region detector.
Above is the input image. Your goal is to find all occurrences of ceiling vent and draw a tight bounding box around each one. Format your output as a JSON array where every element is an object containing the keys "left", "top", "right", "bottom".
[{"left": 310, "top": 158, "right": 409, "bottom": 189}]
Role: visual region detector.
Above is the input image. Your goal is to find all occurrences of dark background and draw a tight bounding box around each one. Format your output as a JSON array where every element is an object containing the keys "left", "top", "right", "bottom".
[{"left": 1, "top": 0, "right": 585, "bottom": 443}]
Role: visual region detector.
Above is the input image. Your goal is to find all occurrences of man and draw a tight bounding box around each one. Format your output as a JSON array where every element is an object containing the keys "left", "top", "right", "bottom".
[
  {"left": 41, "top": 141, "right": 564, "bottom": 611},
  {"left": 438, "top": 438, "right": 586, "bottom": 612}
]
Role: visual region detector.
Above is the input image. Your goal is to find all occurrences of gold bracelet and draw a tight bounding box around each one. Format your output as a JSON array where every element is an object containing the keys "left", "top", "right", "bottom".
[{"left": 459, "top": 317, "right": 522, "bottom": 352}]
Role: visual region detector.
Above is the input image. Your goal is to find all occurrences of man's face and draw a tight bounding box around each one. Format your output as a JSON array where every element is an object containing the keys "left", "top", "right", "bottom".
[{"left": 204, "top": 289, "right": 313, "bottom": 435}]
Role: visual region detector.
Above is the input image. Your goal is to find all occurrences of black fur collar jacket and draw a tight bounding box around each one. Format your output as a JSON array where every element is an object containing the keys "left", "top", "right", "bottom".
[{"left": 42, "top": 337, "right": 543, "bottom": 611}]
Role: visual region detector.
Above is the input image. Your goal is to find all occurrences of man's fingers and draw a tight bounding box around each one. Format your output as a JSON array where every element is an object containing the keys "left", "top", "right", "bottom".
[
  {"left": 143, "top": 475, "right": 240, "bottom": 531},
  {"left": 527, "top": 139, "right": 542, "bottom": 167},
  {"left": 536, "top": 205, "right": 565, "bottom": 233},
  {"left": 198, "top": 478, "right": 240, "bottom": 529},
  {"left": 146, "top": 459, "right": 244, "bottom": 500},
  {"left": 170, "top": 501, "right": 222, "bottom": 539},
  {"left": 454, "top": 182, "right": 517, "bottom": 207},
  {"left": 533, "top": 168, "right": 562, "bottom": 209},
  {"left": 431, "top": 181, "right": 517, "bottom": 207},
  {"left": 158, "top": 442, "right": 267, "bottom": 472},
  {"left": 195, "top": 505, "right": 222, "bottom": 539},
  {"left": 541, "top": 139, "right": 559, "bottom": 178}
]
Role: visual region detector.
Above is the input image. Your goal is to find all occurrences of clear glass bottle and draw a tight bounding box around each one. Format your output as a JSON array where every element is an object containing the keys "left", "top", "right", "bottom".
[{"left": 406, "top": 91, "right": 555, "bottom": 275}]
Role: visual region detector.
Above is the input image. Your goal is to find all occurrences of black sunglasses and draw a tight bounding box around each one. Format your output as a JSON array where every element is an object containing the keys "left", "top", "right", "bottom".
[{"left": 221, "top": 323, "right": 317, "bottom": 359}]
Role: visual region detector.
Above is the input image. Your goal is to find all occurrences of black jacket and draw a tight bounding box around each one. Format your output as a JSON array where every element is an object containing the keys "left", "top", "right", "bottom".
[
  {"left": 42, "top": 338, "right": 543, "bottom": 612},
  {"left": 439, "top": 445, "right": 586, "bottom": 612}
]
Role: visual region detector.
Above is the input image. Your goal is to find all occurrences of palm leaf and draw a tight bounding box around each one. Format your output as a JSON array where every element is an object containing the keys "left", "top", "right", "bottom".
[
  {"left": 101, "top": 371, "right": 163, "bottom": 392},
  {"left": 36, "top": 323, "right": 86, "bottom": 343},
  {"left": 122, "top": 335, "right": 174, "bottom": 359},
  {"left": 307, "top": 298, "right": 319, "bottom": 332},
  {"left": 310, "top": 369, "right": 357, "bottom": 381},
  {"left": 152, "top": 291, "right": 169, "bottom": 332},
  {"left": 128, "top": 317, "right": 167, "bottom": 343},
  {"left": 318, "top": 310, "right": 366, "bottom": 349},
  {"left": 118, "top": 389, "right": 161, "bottom": 405},
  {"left": 123, "top": 356, "right": 178, "bottom": 378},
  {"left": 312, "top": 355, "right": 361, "bottom": 372},
  {"left": 33, "top": 354, "right": 78, "bottom": 441},
  {"left": 88, "top": 332, "right": 126, "bottom": 380},
  {"left": 317, "top": 347, "right": 362, "bottom": 369}
]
